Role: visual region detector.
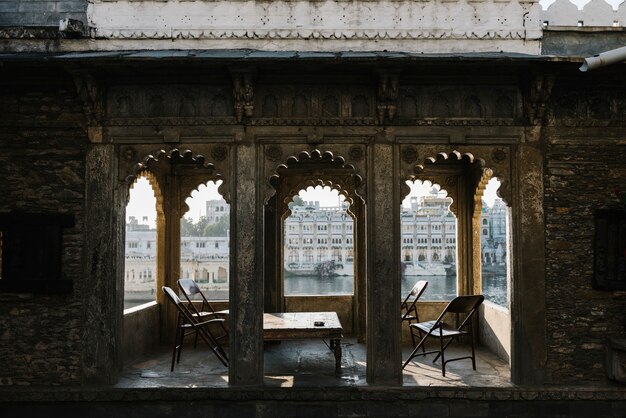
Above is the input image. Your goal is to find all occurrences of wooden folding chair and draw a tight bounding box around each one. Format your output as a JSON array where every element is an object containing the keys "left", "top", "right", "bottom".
[
  {"left": 402, "top": 294, "right": 484, "bottom": 376},
  {"left": 401, "top": 280, "right": 428, "bottom": 349},
  {"left": 177, "top": 278, "right": 229, "bottom": 345},
  {"left": 162, "top": 286, "right": 229, "bottom": 371}
]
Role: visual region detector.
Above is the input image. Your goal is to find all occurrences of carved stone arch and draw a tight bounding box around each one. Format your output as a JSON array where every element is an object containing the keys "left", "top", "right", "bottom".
[
  {"left": 125, "top": 169, "right": 164, "bottom": 216},
  {"left": 128, "top": 147, "right": 230, "bottom": 210},
  {"left": 269, "top": 149, "right": 363, "bottom": 211},
  {"left": 473, "top": 167, "right": 494, "bottom": 220},
  {"left": 410, "top": 150, "right": 484, "bottom": 216},
  {"left": 280, "top": 177, "right": 358, "bottom": 221},
  {"left": 409, "top": 147, "right": 512, "bottom": 209},
  {"left": 265, "top": 148, "right": 365, "bottom": 206}
]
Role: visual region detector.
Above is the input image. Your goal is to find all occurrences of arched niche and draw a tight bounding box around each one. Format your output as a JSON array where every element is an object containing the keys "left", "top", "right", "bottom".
[
  {"left": 122, "top": 146, "right": 231, "bottom": 342},
  {"left": 264, "top": 149, "right": 367, "bottom": 341}
]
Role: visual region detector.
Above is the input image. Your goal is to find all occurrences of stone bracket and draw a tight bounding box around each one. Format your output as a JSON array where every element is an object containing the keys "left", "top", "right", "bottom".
[{"left": 68, "top": 66, "right": 106, "bottom": 143}]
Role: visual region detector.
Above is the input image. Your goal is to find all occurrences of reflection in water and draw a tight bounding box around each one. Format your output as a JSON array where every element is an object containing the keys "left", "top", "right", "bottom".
[
  {"left": 285, "top": 273, "right": 507, "bottom": 306},
  {"left": 482, "top": 271, "right": 507, "bottom": 307},
  {"left": 401, "top": 275, "right": 456, "bottom": 301},
  {"left": 285, "top": 275, "right": 354, "bottom": 296}
]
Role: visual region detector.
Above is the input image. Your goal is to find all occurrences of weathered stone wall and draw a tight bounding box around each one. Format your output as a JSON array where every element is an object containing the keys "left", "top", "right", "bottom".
[
  {"left": 0, "top": 1, "right": 86, "bottom": 27},
  {"left": 543, "top": 72, "right": 626, "bottom": 385},
  {"left": 0, "top": 67, "right": 87, "bottom": 385}
]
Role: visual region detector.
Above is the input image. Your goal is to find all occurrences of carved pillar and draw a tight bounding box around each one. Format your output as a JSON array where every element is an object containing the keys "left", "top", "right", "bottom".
[
  {"left": 161, "top": 174, "right": 182, "bottom": 342},
  {"left": 81, "top": 144, "right": 123, "bottom": 384},
  {"left": 366, "top": 141, "right": 402, "bottom": 385},
  {"left": 229, "top": 142, "right": 264, "bottom": 386},
  {"left": 511, "top": 144, "right": 546, "bottom": 385}
]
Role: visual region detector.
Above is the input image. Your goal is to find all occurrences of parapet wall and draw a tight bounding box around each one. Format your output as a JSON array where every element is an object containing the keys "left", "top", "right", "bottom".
[{"left": 542, "top": 0, "right": 626, "bottom": 27}]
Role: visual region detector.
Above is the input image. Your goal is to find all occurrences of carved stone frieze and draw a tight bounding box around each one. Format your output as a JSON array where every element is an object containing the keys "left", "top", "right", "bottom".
[
  {"left": 94, "top": 29, "right": 530, "bottom": 42},
  {"left": 398, "top": 85, "right": 519, "bottom": 121},
  {"left": 100, "top": 82, "right": 525, "bottom": 129},
  {"left": 107, "top": 85, "right": 233, "bottom": 121},
  {"left": 549, "top": 85, "right": 626, "bottom": 127}
]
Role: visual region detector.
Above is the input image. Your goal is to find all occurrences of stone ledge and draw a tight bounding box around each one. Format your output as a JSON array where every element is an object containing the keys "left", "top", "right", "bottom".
[{"left": 1, "top": 386, "right": 625, "bottom": 403}]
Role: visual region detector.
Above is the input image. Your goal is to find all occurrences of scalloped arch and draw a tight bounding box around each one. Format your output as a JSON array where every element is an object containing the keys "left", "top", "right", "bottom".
[
  {"left": 126, "top": 169, "right": 164, "bottom": 217},
  {"left": 408, "top": 148, "right": 510, "bottom": 209},
  {"left": 268, "top": 149, "right": 364, "bottom": 211},
  {"left": 126, "top": 147, "right": 228, "bottom": 204},
  {"left": 473, "top": 168, "right": 494, "bottom": 219},
  {"left": 180, "top": 179, "right": 227, "bottom": 218},
  {"left": 414, "top": 150, "right": 482, "bottom": 172}
]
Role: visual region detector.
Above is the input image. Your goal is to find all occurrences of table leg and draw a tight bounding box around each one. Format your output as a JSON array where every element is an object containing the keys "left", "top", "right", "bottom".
[{"left": 331, "top": 338, "right": 341, "bottom": 373}]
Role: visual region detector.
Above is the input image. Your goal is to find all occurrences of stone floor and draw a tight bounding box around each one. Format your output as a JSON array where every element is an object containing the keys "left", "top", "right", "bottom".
[{"left": 116, "top": 337, "right": 511, "bottom": 388}]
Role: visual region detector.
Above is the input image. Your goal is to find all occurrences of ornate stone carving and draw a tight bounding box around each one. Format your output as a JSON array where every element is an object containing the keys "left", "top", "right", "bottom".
[
  {"left": 528, "top": 74, "right": 555, "bottom": 125},
  {"left": 211, "top": 145, "right": 228, "bottom": 162},
  {"left": 95, "top": 29, "right": 531, "bottom": 42},
  {"left": 348, "top": 146, "right": 364, "bottom": 163},
  {"left": 377, "top": 70, "right": 399, "bottom": 123},
  {"left": 492, "top": 148, "right": 507, "bottom": 163},
  {"left": 123, "top": 146, "right": 136, "bottom": 162},
  {"left": 265, "top": 145, "right": 283, "bottom": 162},
  {"left": 232, "top": 71, "right": 255, "bottom": 122},
  {"left": 401, "top": 146, "right": 419, "bottom": 164}
]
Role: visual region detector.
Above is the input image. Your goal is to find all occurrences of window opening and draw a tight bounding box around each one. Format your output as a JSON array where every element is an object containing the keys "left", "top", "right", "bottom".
[
  {"left": 284, "top": 186, "right": 354, "bottom": 296},
  {"left": 480, "top": 178, "right": 509, "bottom": 307},
  {"left": 401, "top": 180, "right": 457, "bottom": 300},
  {"left": 124, "top": 176, "right": 157, "bottom": 309},
  {"left": 180, "top": 180, "right": 229, "bottom": 301}
]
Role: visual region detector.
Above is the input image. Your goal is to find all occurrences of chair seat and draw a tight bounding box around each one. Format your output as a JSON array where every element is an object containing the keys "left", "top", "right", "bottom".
[
  {"left": 411, "top": 320, "right": 469, "bottom": 338},
  {"left": 402, "top": 314, "right": 418, "bottom": 321}
]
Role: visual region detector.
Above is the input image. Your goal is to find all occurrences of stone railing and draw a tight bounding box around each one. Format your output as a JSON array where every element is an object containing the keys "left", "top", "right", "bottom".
[{"left": 541, "top": 0, "right": 626, "bottom": 27}]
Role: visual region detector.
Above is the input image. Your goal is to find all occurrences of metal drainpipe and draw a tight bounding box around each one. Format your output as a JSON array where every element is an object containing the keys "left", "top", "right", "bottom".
[{"left": 579, "top": 45, "right": 626, "bottom": 71}]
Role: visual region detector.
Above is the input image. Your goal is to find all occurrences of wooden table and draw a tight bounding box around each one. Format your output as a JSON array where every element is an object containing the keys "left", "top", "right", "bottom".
[{"left": 263, "top": 312, "right": 343, "bottom": 373}]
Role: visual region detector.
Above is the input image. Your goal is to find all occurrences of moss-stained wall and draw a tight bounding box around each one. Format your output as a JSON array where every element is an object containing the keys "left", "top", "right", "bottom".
[{"left": 0, "top": 67, "right": 87, "bottom": 385}]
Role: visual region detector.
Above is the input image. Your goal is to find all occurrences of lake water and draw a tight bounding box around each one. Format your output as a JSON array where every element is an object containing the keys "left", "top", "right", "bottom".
[
  {"left": 286, "top": 272, "right": 507, "bottom": 307},
  {"left": 125, "top": 271, "right": 507, "bottom": 310}
]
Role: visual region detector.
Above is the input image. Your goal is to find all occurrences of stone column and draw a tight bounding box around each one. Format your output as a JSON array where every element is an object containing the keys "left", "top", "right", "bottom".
[
  {"left": 511, "top": 144, "right": 546, "bottom": 385},
  {"left": 229, "top": 142, "right": 264, "bottom": 386},
  {"left": 366, "top": 142, "right": 402, "bottom": 385},
  {"left": 81, "top": 144, "right": 124, "bottom": 384}
]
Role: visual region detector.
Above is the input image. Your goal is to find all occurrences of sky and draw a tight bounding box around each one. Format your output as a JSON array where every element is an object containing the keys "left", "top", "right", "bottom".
[{"left": 126, "top": 177, "right": 501, "bottom": 228}]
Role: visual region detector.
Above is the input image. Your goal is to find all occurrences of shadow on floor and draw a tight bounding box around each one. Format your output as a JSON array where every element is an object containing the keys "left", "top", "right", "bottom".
[{"left": 116, "top": 337, "right": 510, "bottom": 388}]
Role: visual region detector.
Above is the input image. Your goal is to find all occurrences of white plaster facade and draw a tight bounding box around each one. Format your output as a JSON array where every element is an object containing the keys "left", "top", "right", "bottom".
[{"left": 87, "top": 0, "right": 543, "bottom": 53}]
